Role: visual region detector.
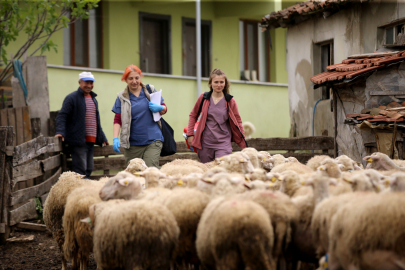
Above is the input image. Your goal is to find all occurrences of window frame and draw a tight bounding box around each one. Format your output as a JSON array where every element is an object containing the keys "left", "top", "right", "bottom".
[
  {"left": 239, "top": 19, "right": 271, "bottom": 82},
  {"left": 68, "top": 3, "right": 103, "bottom": 68},
  {"left": 139, "top": 12, "right": 172, "bottom": 75},
  {"left": 379, "top": 17, "right": 405, "bottom": 47},
  {"left": 181, "top": 17, "right": 212, "bottom": 77}
]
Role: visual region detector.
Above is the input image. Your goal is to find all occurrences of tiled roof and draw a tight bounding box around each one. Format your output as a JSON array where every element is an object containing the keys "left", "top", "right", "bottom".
[
  {"left": 310, "top": 51, "right": 405, "bottom": 86},
  {"left": 345, "top": 103, "right": 405, "bottom": 124},
  {"left": 261, "top": 0, "right": 366, "bottom": 29}
]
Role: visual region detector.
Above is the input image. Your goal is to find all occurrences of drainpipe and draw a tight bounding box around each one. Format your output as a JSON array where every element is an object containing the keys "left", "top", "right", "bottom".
[
  {"left": 312, "top": 98, "right": 323, "bottom": 153},
  {"left": 196, "top": 0, "right": 202, "bottom": 98}
]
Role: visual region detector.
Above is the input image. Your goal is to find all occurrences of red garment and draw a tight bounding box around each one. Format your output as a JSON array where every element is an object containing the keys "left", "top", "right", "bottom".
[
  {"left": 113, "top": 102, "right": 167, "bottom": 126},
  {"left": 84, "top": 94, "right": 97, "bottom": 143},
  {"left": 187, "top": 92, "right": 246, "bottom": 150}
]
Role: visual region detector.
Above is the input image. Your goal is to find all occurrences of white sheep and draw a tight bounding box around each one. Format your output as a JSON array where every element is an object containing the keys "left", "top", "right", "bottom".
[
  {"left": 196, "top": 198, "right": 275, "bottom": 269},
  {"left": 363, "top": 152, "right": 405, "bottom": 171},
  {"left": 43, "top": 171, "right": 88, "bottom": 270},
  {"left": 62, "top": 179, "right": 107, "bottom": 270},
  {"left": 125, "top": 157, "right": 148, "bottom": 174},
  {"left": 89, "top": 199, "right": 180, "bottom": 270},
  {"left": 271, "top": 162, "right": 313, "bottom": 174},
  {"left": 241, "top": 147, "right": 261, "bottom": 168},
  {"left": 134, "top": 167, "right": 167, "bottom": 188},
  {"left": 218, "top": 151, "right": 254, "bottom": 174},
  {"left": 328, "top": 192, "right": 405, "bottom": 270},
  {"left": 306, "top": 155, "right": 334, "bottom": 171},
  {"left": 242, "top": 121, "right": 256, "bottom": 139}
]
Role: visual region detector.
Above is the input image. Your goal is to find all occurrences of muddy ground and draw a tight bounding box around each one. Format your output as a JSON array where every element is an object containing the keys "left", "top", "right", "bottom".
[{"left": 0, "top": 226, "right": 97, "bottom": 270}]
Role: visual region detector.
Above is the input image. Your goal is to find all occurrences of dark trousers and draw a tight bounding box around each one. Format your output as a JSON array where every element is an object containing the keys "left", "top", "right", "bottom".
[{"left": 70, "top": 142, "right": 95, "bottom": 178}]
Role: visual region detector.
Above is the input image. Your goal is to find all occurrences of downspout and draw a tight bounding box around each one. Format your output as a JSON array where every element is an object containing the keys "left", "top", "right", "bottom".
[
  {"left": 312, "top": 98, "right": 323, "bottom": 153},
  {"left": 196, "top": 0, "right": 201, "bottom": 98}
]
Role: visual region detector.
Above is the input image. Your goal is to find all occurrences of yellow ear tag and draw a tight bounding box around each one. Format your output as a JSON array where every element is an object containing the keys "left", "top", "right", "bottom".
[
  {"left": 319, "top": 166, "right": 324, "bottom": 171},
  {"left": 268, "top": 183, "right": 274, "bottom": 187},
  {"left": 124, "top": 180, "right": 128, "bottom": 185},
  {"left": 385, "top": 179, "right": 390, "bottom": 187},
  {"left": 245, "top": 176, "right": 250, "bottom": 182},
  {"left": 301, "top": 181, "right": 306, "bottom": 185},
  {"left": 271, "top": 177, "right": 277, "bottom": 183},
  {"left": 134, "top": 172, "right": 140, "bottom": 176},
  {"left": 368, "top": 158, "right": 373, "bottom": 163},
  {"left": 240, "top": 158, "right": 244, "bottom": 162},
  {"left": 376, "top": 186, "right": 380, "bottom": 192},
  {"left": 177, "top": 179, "right": 184, "bottom": 186}
]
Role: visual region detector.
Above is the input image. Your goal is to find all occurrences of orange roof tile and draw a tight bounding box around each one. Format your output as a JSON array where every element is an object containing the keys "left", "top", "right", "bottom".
[{"left": 310, "top": 51, "right": 405, "bottom": 85}]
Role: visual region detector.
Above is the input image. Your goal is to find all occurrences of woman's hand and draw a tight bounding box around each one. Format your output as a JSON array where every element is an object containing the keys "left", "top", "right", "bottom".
[
  {"left": 113, "top": 137, "right": 121, "bottom": 153},
  {"left": 187, "top": 136, "right": 194, "bottom": 147},
  {"left": 149, "top": 102, "right": 163, "bottom": 113}
]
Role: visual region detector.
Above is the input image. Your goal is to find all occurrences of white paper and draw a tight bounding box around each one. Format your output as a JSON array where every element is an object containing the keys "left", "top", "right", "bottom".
[{"left": 150, "top": 89, "right": 162, "bottom": 122}]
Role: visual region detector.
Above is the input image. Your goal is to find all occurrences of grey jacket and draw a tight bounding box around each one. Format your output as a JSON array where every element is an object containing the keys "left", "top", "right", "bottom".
[{"left": 117, "top": 84, "right": 162, "bottom": 149}]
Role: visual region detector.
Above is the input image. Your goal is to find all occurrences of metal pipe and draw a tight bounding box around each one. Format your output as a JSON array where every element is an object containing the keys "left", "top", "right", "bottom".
[{"left": 196, "top": 0, "right": 201, "bottom": 98}]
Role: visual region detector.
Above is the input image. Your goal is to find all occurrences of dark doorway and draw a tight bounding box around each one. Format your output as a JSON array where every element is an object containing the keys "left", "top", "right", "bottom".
[
  {"left": 182, "top": 18, "right": 212, "bottom": 77},
  {"left": 139, "top": 13, "right": 171, "bottom": 74}
]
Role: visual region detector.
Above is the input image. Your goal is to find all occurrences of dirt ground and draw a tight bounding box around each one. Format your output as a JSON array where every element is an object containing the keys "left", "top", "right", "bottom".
[{"left": 0, "top": 226, "right": 97, "bottom": 270}]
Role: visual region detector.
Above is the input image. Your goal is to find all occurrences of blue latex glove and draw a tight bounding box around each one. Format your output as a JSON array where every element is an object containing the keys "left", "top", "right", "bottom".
[
  {"left": 113, "top": 137, "right": 121, "bottom": 153},
  {"left": 149, "top": 102, "right": 163, "bottom": 113}
]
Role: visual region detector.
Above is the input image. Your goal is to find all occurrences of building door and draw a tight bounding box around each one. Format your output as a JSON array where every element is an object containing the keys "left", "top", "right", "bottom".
[
  {"left": 140, "top": 13, "right": 171, "bottom": 74},
  {"left": 182, "top": 18, "right": 211, "bottom": 77}
]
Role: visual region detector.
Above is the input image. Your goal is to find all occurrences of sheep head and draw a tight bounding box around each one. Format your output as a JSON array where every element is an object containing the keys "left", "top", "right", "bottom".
[{"left": 99, "top": 171, "right": 143, "bottom": 200}]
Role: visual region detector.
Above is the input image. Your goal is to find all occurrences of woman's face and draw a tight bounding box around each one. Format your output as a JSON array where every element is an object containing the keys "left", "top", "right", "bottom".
[
  {"left": 211, "top": 75, "right": 226, "bottom": 94},
  {"left": 126, "top": 71, "right": 142, "bottom": 91}
]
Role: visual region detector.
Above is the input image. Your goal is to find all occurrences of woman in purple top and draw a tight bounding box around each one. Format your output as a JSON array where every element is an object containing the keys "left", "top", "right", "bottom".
[{"left": 187, "top": 69, "right": 246, "bottom": 163}]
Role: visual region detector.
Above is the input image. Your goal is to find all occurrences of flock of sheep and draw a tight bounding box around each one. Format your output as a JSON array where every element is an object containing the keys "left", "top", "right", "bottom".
[{"left": 42, "top": 148, "right": 405, "bottom": 270}]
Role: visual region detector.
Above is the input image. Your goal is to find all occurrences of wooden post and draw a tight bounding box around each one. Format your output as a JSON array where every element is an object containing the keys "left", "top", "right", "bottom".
[
  {"left": 332, "top": 87, "right": 338, "bottom": 158},
  {"left": 31, "top": 118, "right": 41, "bottom": 139},
  {"left": 0, "top": 127, "right": 13, "bottom": 244},
  {"left": 322, "top": 129, "right": 329, "bottom": 154},
  {"left": 49, "top": 111, "right": 59, "bottom": 137}
]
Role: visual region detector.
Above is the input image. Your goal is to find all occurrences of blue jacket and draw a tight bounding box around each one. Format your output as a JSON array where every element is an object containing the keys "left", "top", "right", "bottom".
[{"left": 55, "top": 88, "right": 107, "bottom": 146}]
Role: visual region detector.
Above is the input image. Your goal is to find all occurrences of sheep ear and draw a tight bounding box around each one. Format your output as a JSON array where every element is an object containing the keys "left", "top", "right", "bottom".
[
  {"left": 201, "top": 178, "right": 214, "bottom": 184},
  {"left": 80, "top": 217, "right": 92, "bottom": 224},
  {"left": 134, "top": 171, "right": 144, "bottom": 177},
  {"left": 118, "top": 178, "right": 132, "bottom": 186},
  {"left": 338, "top": 164, "right": 345, "bottom": 170},
  {"left": 244, "top": 182, "right": 252, "bottom": 189}
]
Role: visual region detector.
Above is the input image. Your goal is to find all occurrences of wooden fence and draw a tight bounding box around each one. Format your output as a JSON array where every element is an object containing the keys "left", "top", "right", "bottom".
[
  {"left": 0, "top": 127, "right": 62, "bottom": 243},
  {"left": 73, "top": 136, "right": 335, "bottom": 179}
]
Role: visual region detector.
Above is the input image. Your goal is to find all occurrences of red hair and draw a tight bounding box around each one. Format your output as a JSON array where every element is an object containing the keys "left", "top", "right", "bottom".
[{"left": 121, "top": 65, "right": 143, "bottom": 81}]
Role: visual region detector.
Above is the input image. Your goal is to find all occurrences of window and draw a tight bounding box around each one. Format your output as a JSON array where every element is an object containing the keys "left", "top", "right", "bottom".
[
  {"left": 313, "top": 40, "right": 333, "bottom": 100},
  {"left": 239, "top": 20, "right": 270, "bottom": 82},
  {"left": 379, "top": 18, "right": 405, "bottom": 47},
  {"left": 182, "top": 18, "right": 212, "bottom": 77},
  {"left": 139, "top": 12, "right": 171, "bottom": 74},
  {"left": 63, "top": 5, "right": 103, "bottom": 68}
]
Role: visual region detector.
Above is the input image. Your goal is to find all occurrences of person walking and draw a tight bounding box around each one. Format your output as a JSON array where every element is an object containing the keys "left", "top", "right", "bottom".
[
  {"left": 187, "top": 68, "right": 247, "bottom": 163},
  {"left": 55, "top": 72, "right": 109, "bottom": 178},
  {"left": 111, "top": 64, "right": 167, "bottom": 168}
]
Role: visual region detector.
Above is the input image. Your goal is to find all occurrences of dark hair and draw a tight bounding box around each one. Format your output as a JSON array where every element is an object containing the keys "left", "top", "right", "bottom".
[{"left": 208, "top": 68, "right": 230, "bottom": 94}]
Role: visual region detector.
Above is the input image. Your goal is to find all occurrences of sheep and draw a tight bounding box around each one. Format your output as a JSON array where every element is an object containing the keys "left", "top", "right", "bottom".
[
  {"left": 99, "top": 171, "right": 143, "bottom": 200},
  {"left": 241, "top": 147, "right": 261, "bottom": 168},
  {"left": 151, "top": 188, "right": 210, "bottom": 268},
  {"left": 134, "top": 167, "right": 167, "bottom": 188},
  {"left": 335, "top": 155, "right": 359, "bottom": 172},
  {"left": 279, "top": 170, "right": 312, "bottom": 198},
  {"left": 199, "top": 172, "right": 247, "bottom": 197},
  {"left": 389, "top": 172, "right": 405, "bottom": 192},
  {"left": 242, "top": 121, "right": 255, "bottom": 139},
  {"left": 43, "top": 171, "right": 88, "bottom": 270},
  {"left": 218, "top": 151, "right": 254, "bottom": 174},
  {"left": 328, "top": 192, "right": 405, "bottom": 270},
  {"left": 265, "top": 172, "right": 284, "bottom": 191},
  {"left": 89, "top": 199, "right": 179, "bottom": 270},
  {"left": 246, "top": 167, "right": 267, "bottom": 181},
  {"left": 244, "top": 180, "right": 273, "bottom": 190},
  {"left": 317, "top": 160, "right": 342, "bottom": 179},
  {"left": 160, "top": 158, "right": 208, "bottom": 177},
  {"left": 363, "top": 152, "right": 405, "bottom": 171},
  {"left": 98, "top": 175, "right": 210, "bottom": 269},
  {"left": 269, "top": 154, "right": 289, "bottom": 168},
  {"left": 205, "top": 159, "right": 221, "bottom": 169},
  {"left": 125, "top": 157, "right": 148, "bottom": 174},
  {"left": 271, "top": 162, "right": 313, "bottom": 174},
  {"left": 196, "top": 198, "right": 275, "bottom": 270},
  {"left": 258, "top": 151, "right": 274, "bottom": 171},
  {"left": 306, "top": 155, "right": 334, "bottom": 171},
  {"left": 232, "top": 190, "right": 298, "bottom": 267},
  {"left": 62, "top": 180, "right": 107, "bottom": 270},
  {"left": 159, "top": 173, "right": 203, "bottom": 189}
]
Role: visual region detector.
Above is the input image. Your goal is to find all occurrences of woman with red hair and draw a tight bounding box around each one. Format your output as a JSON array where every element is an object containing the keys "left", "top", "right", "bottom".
[{"left": 112, "top": 65, "right": 167, "bottom": 168}]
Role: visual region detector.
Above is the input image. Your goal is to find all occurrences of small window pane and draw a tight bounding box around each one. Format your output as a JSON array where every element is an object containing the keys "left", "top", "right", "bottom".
[{"left": 386, "top": 27, "right": 394, "bottom": 44}]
